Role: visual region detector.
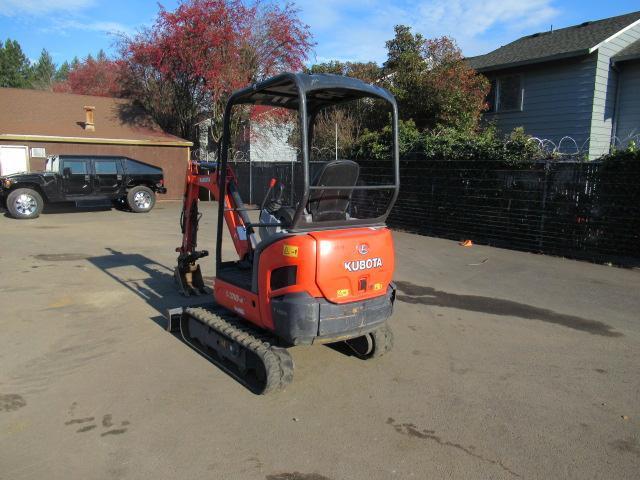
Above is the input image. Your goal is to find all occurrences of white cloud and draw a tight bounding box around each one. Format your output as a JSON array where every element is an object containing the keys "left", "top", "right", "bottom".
[
  {"left": 296, "top": 0, "right": 560, "bottom": 62},
  {"left": 58, "top": 19, "right": 133, "bottom": 36},
  {"left": 0, "top": 0, "right": 95, "bottom": 16},
  {"left": 413, "top": 0, "right": 558, "bottom": 45}
]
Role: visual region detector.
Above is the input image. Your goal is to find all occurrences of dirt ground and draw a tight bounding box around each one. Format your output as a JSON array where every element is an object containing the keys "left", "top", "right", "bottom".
[{"left": 0, "top": 201, "right": 638, "bottom": 480}]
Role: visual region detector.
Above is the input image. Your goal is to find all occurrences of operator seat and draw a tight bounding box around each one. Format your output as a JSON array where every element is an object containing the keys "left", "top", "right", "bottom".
[
  {"left": 259, "top": 159, "right": 360, "bottom": 242},
  {"left": 307, "top": 159, "right": 360, "bottom": 222}
]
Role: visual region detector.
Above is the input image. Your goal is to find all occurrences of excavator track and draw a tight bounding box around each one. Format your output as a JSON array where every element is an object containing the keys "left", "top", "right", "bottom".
[
  {"left": 177, "top": 305, "right": 294, "bottom": 394},
  {"left": 343, "top": 324, "right": 394, "bottom": 359}
]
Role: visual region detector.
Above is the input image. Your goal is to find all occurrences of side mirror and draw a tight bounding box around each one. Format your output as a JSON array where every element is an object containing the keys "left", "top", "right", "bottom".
[{"left": 63, "top": 167, "right": 71, "bottom": 177}]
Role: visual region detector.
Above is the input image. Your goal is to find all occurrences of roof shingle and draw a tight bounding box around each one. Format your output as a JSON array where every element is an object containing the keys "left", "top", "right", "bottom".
[
  {"left": 466, "top": 11, "right": 640, "bottom": 72},
  {"left": 0, "top": 88, "right": 190, "bottom": 145}
]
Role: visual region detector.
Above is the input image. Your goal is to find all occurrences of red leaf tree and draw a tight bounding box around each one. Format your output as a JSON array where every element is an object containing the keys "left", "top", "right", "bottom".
[
  {"left": 119, "top": 0, "right": 313, "bottom": 141},
  {"left": 53, "top": 53, "right": 124, "bottom": 98}
]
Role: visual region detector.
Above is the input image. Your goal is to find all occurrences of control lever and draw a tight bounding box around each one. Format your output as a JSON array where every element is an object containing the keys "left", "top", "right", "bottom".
[{"left": 260, "top": 178, "right": 278, "bottom": 212}]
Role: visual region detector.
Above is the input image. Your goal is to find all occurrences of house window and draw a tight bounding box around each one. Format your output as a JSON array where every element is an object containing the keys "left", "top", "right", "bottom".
[
  {"left": 487, "top": 79, "right": 497, "bottom": 112},
  {"left": 487, "top": 75, "right": 523, "bottom": 112}
]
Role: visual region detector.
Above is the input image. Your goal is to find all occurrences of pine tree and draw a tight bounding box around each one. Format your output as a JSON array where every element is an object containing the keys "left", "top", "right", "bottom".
[
  {"left": 31, "top": 49, "right": 57, "bottom": 90},
  {"left": 54, "top": 61, "right": 71, "bottom": 82},
  {"left": 0, "top": 39, "right": 32, "bottom": 88}
]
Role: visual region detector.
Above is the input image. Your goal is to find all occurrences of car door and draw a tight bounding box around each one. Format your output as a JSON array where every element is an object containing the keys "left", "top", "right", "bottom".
[
  {"left": 61, "top": 158, "right": 92, "bottom": 196},
  {"left": 93, "top": 158, "right": 123, "bottom": 197}
]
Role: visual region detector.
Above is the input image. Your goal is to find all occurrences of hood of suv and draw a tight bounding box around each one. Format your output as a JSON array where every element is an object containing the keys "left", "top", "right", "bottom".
[{"left": 1, "top": 171, "right": 53, "bottom": 180}]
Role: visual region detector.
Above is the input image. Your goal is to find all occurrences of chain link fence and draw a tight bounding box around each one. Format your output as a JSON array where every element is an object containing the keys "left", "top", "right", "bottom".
[{"left": 228, "top": 154, "right": 640, "bottom": 266}]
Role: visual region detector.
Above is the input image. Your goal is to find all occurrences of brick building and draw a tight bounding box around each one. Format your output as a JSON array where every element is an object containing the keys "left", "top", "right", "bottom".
[{"left": 0, "top": 88, "right": 192, "bottom": 199}]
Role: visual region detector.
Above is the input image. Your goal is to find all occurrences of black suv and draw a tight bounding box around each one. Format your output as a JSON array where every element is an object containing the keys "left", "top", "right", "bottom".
[{"left": 0, "top": 155, "right": 167, "bottom": 219}]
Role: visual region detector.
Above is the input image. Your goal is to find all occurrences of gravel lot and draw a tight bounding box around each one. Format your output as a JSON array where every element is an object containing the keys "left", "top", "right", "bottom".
[{"left": 1, "top": 201, "right": 638, "bottom": 480}]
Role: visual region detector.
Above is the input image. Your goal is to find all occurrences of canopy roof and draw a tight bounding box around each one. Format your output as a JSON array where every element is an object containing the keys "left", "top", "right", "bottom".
[{"left": 229, "top": 73, "right": 396, "bottom": 111}]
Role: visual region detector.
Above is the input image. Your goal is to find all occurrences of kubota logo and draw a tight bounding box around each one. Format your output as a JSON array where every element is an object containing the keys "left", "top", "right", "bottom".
[
  {"left": 344, "top": 257, "right": 383, "bottom": 272},
  {"left": 356, "top": 243, "right": 369, "bottom": 255}
]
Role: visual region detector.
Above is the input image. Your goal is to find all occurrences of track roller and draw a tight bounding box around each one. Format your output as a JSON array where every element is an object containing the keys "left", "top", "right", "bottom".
[
  {"left": 174, "top": 305, "right": 294, "bottom": 394},
  {"left": 343, "top": 324, "right": 394, "bottom": 359}
]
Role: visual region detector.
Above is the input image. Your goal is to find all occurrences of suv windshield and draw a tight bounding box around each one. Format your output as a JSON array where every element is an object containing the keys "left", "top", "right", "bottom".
[{"left": 45, "top": 157, "right": 58, "bottom": 173}]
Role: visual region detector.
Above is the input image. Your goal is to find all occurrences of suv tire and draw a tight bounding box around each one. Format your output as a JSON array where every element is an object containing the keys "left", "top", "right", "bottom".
[
  {"left": 6, "top": 188, "right": 44, "bottom": 219},
  {"left": 127, "top": 186, "right": 156, "bottom": 213}
]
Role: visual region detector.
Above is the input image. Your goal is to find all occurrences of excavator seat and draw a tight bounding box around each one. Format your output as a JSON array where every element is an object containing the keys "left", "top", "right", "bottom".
[{"left": 307, "top": 159, "right": 360, "bottom": 222}]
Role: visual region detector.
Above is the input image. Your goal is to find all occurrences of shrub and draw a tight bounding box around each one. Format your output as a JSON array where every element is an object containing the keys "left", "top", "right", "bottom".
[{"left": 353, "top": 124, "right": 544, "bottom": 166}]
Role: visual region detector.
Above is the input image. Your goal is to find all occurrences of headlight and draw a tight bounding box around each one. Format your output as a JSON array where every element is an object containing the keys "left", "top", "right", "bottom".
[{"left": 2, "top": 179, "right": 11, "bottom": 189}]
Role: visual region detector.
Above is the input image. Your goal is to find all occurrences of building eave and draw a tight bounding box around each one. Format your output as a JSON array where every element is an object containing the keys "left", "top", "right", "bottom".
[
  {"left": 0, "top": 134, "right": 193, "bottom": 147},
  {"left": 471, "top": 49, "right": 591, "bottom": 73},
  {"left": 589, "top": 18, "right": 640, "bottom": 53}
]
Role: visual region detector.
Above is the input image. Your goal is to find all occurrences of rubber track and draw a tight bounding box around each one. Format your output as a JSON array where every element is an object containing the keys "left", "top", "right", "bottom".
[
  {"left": 370, "top": 324, "right": 394, "bottom": 358},
  {"left": 183, "top": 306, "right": 294, "bottom": 394}
]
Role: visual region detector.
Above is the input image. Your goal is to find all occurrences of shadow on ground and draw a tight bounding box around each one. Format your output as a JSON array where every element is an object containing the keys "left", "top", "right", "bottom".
[
  {"left": 86, "top": 248, "right": 210, "bottom": 328},
  {"left": 85, "top": 248, "right": 269, "bottom": 394},
  {"left": 395, "top": 280, "right": 622, "bottom": 337}
]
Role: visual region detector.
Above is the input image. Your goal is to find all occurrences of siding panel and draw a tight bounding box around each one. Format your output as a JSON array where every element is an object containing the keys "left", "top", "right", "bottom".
[
  {"left": 589, "top": 23, "right": 640, "bottom": 158},
  {"left": 482, "top": 55, "right": 596, "bottom": 153}
]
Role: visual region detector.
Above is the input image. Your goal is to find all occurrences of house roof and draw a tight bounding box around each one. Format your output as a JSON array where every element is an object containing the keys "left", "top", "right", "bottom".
[
  {"left": 0, "top": 88, "right": 192, "bottom": 147},
  {"left": 612, "top": 39, "right": 640, "bottom": 64},
  {"left": 466, "top": 10, "right": 640, "bottom": 72}
]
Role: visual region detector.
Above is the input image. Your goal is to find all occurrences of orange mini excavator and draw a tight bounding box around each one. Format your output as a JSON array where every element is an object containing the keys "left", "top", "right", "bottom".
[{"left": 168, "top": 73, "right": 400, "bottom": 393}]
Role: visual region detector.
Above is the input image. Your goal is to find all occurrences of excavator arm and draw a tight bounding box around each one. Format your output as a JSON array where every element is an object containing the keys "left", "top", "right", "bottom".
[{"left": 174, "top": 161, "right": 253, "bottom": 295}]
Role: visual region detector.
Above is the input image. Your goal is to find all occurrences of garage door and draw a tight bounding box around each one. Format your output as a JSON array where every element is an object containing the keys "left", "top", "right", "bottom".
[{"left": 0, "top": 146, "right": 29, "bottom": 176}]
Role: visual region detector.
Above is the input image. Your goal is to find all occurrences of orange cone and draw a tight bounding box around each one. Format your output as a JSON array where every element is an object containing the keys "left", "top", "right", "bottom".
[{"left": 460, "top": 239, "right": 473, "bottom": 247}]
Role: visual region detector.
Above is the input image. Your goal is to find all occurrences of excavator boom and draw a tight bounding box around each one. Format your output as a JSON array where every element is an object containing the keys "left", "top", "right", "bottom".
[{"left": 175, "top": 161, "right": 252, "bottom": 295}]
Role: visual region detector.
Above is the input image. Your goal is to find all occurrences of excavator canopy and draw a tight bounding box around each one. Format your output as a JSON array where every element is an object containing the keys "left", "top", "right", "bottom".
[{"left": 220, "top": 73, "right": 400, "bottom": 232}]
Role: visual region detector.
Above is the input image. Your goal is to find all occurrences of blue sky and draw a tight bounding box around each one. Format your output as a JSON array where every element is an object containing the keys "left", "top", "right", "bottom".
[{"left": 0, "top": 0, "right": 638, "bottom": 66}]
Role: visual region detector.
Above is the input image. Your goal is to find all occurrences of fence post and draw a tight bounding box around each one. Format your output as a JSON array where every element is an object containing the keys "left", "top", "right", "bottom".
[
  {"left": 249, "top": 160, "right": 253, "bottom": 205},
  {"left": 539, "top": 160, "right": 550, "bottom": 249},
  {"left": 290, "top": 159, "right": 294, "bottom": 206}
]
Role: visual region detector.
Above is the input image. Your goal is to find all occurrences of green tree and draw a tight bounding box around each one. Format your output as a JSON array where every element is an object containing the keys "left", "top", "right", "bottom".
[
  {"left": 54, "top": 61, "right": 71, "bottom": 82},
  {"left": 0, "top": 39, "right": 32, "bottom": 87},
  {"left": 382, "top": 25, "right": 488, "bottom": 132},
  {"left": 307, "top": 60, "right": 381, "bottom": 84},
  {"left": 31, "top": 49, "right": 57, "bottom": 90}
]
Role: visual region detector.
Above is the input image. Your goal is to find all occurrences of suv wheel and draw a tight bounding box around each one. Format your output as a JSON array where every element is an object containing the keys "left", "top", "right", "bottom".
[
  {"left": 7, "top": 188, "right": 44, "bottom": 219},
  {"left": 127, "top": 186, "right": 156, "bottom": 213}
]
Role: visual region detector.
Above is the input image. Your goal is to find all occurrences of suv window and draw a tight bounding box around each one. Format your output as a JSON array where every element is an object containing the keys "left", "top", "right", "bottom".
[
  {"left": 95, "top": 160, "right": 119, "bottom": 175},
  {"left": 63, "top": 160, "right": 87, "bottom": 175},
  {"left": 124, "top": 159, "right": 162, "bottom": 174}
]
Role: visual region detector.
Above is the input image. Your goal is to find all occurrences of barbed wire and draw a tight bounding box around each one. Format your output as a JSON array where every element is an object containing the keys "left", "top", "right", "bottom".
[
  {"left": 526, "top": 132, "right": 639, "bottom": 158},
  {"left": 195, "top": 133, "right": 640, "bottom": 163}
]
